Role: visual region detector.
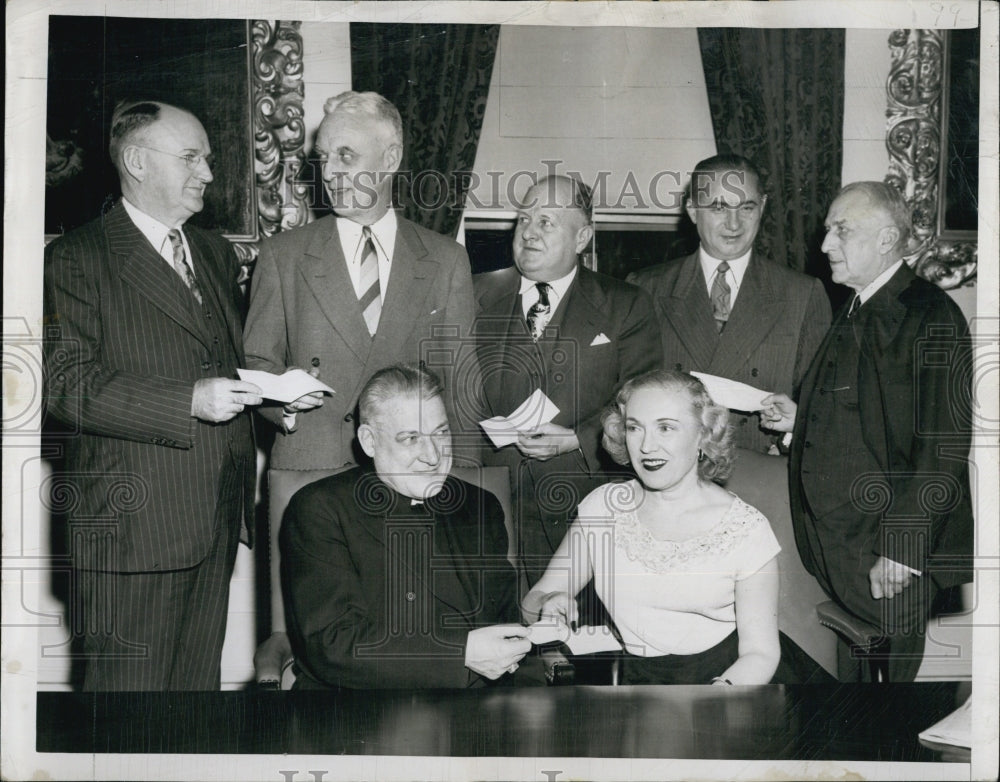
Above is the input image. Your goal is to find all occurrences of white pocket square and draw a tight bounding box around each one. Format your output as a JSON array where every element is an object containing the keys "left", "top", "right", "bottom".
[{"left": 590, "top": 333, "right": 611, "bottom": 346}]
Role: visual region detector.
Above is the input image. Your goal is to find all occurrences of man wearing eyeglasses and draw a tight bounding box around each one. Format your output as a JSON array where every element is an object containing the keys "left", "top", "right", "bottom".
[
  {"left": 43, "top": 100, "right": 262, "bottom": 690},
  {"left": 243, "top": 91, "right": 477, "bottom": 684},
  {"left": 628, "top": 154, "right": 831, "bottom": 453}
]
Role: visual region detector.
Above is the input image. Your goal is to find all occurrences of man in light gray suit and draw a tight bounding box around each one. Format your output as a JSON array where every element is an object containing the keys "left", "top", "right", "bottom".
[
  {"left": 628, "top": 154, "right": 831, "bottom": 453},
  {"left": 243, "top": 91, "right": 477, "bottom": 681}
]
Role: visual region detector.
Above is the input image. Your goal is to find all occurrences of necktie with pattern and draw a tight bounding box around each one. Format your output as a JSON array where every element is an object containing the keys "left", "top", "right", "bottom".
[
  {"left": 711, "top": 260, "right": 731, "bottom": 333},
  {"left": 526, "top": 282, "right": 552, "bottom": 342},
  {"left": 358, "top": 226, "right": 381, "bottom": 336},
  {"left": 167, "top": 229, "right": 203, "bottom": 305}
]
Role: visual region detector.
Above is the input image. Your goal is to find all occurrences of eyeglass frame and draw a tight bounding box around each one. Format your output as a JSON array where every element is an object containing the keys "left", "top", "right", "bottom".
[{"left": 135, "top": 145, "right": 216, "bottom": 171}]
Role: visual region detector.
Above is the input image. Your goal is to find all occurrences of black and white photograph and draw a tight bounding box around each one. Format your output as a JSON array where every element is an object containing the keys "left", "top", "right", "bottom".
[{"left": 3, "top": 1, "right": 998, "bottom": 780}]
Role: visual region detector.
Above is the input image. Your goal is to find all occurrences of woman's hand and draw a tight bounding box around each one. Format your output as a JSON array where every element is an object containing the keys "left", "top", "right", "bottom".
[{"left": 537, "top": 591, "right": 579, "bottom": 631}]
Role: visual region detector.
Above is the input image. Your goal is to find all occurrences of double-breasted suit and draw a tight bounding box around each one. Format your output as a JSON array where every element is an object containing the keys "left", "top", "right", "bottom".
[
  {"left": 244, "top": 213, "right": 477, "bottom": 471},
  {"left": 473, "top": 266, "right": 662, "bottom": 582},
  {"left": 788, "top": 264, "right": 973, "bottom": 677},
  {"left": 629, "top": 252, "right": 831, "bottom": 452},
  {"left": 281, "top": 469, "right": 518, "bottom": 689},
  {"left": 43, "top": 201, "right": 256, "bottom": 689}
]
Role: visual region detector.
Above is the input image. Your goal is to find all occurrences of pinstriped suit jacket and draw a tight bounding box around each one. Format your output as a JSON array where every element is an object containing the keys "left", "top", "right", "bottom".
[
  {"left": 629, "top": 252, "right": 831, "bottom": 453},
  {"left": 43, "top": 202, "right": 256, "bottom": 573}
]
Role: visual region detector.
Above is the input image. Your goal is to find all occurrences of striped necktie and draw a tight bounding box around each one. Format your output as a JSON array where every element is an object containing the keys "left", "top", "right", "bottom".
[
  {"left": 358, "top": 226, "right": 381, "bottom": 336},
  {"left": 167, "top": 229, "right": 203, "bottom": 304},
  {"left": 711, "top": 260, "right": 731, "bottom": 333},
  {"left": 526, "top": 282, "right": 552, "bottom": 342}
]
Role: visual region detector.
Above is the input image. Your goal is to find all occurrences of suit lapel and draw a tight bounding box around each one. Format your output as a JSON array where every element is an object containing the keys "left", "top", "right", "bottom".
[
  {"left": 298, "top": 218, "right": 373, "bottom": 363},
  {"left": 186, "top": 229, "right": 244, "bottom": 362},
  {"left": 477, "top": 269, "right": 528, "bottom": 415},
  {"left": 107, "top": 204, "right": 212, "bottom": 349},
  {"left": 708, "top": 254, "right": 783, "bottom": 376},
  {"left": 365, "top": 218, "right": 439, "bottom": 375},
  {"left": 662, "top": 253, "right": 718, "bottom": 369}
]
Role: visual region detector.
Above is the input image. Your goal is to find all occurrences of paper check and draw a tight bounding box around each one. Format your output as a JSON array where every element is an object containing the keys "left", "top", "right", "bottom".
[
  {"left": 691, "top": 371, "right": 770, "bottom": 412},
  {"left": 237, "top": 368, "right": 336, "bottom": 404},
  {"left": 479, "top": 389, "right": 560, "bottom": 448}
]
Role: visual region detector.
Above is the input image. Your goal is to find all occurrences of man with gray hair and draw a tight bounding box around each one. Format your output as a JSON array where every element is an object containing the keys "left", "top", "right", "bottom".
[
  {"left": 244, "top": 91, "right": 477, "bottom": 681},
  {"left": 281, "top": 365, "right": 529, "bottom": 688},
  {"left": 44, "top": 100, "right": 261, "bottom": 689},
  {"left": 762, "top": 181, "right": 973, "bottom": 681}
]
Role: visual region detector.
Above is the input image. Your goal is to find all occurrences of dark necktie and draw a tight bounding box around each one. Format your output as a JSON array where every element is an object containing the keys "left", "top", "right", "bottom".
[
  {"left": 358, "top": 226, "right": 381, "bottom": 336},
  {"left": 167, "top": 229, "right": 203, "bottom": 305},
  {"left": 711, "top": 260, "right": 731, "bottom": 333},
  {"left": 847, "top": 294, "right": 861, "bottom": 319},
  {"left": 526, "top": 282, "right": 552, "bottom": 342}
]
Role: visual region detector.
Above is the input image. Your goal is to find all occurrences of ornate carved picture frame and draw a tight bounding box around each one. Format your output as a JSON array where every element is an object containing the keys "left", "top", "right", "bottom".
[{"left": 886, "top": 28, "right": 978, "bottom": 289}]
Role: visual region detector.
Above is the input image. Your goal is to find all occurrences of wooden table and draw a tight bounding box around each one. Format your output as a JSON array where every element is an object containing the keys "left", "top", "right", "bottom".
[{"left": 36, "top": 682, "right": 970, "bottom": 761}]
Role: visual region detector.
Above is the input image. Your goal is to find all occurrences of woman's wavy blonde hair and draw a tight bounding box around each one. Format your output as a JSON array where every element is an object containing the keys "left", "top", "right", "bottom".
[{"left": 601, "top": 369, "right": 734, "bottom": 482}]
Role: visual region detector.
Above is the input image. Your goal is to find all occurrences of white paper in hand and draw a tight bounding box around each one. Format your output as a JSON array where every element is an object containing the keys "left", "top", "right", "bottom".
[
  {"left": 691, "top": 371, "right": 770, "bottom": 412},
  {"left": 565, "top": 625, "right": 622, "bottom": 655},
  {"left": 237, "top": 368, "right": 335, "bottom": 404},
  {"left": 526, "top": 621, "right": 571, "bottom": 646},
  {"left": 479, "top": 389, "right": 560, "bottom": 448}
]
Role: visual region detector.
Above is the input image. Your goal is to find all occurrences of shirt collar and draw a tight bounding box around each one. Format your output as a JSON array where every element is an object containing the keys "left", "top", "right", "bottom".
[
  {"left": 338, "top": 209, "right": 398, "bottom": 263},
  {"left": 122, "top": 198, "right": 178, "bottom": 258},
  {"left": 519, "top": 265, "right": 578, "bottom": 302},
  {"left": 698, "top": 247, "right": 751, "bottom": 289},
  {"left": 856, "top": 259, "right": 905, "bottom": 305}
]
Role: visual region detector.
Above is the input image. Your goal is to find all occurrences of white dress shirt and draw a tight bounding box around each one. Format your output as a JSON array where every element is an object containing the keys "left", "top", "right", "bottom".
[
  {"left": 122, "top": 198, "right": 195, "bottom": 279},
  {"left": 337, "top": 210, "right": 397, "bottom": 304},
  {"left": 519, "top": 267, "right": 578, "bottom": 319},
  {"left": 698, "top": 247, "right": 751, "bottom": 308}
]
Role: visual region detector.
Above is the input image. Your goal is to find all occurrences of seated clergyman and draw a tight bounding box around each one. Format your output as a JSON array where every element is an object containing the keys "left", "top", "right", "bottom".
[{"left": 281, "top": 364, "right": 531, "bottom": 688}]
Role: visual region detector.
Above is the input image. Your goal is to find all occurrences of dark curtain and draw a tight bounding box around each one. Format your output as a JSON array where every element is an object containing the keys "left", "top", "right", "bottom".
[
  {"left": 698, "top": 28, "right": 845, "bottom": 287},
  {"left": 350, "top": 23, "right": 499, "bottom": 237}
]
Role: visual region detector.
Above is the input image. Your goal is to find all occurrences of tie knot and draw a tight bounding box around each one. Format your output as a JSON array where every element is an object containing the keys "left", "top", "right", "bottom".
[
  {"left": 848, "top": 295, "right": 861, "bottom": 318},
  {"left": 716, "top": 260, "right": 730, "bottom": 275},
  {"left": 167, "top": 229, "right": 183, "bottom": 250},
  {"left": 535, "top": 282, "right": 551, "bottom": 305},
  {"left": 362, "top": 225, "right": 372, "bottom": 239}
]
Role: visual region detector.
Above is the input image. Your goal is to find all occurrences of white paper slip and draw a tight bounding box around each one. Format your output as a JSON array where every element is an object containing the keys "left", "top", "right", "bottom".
[
  {"left": 237, "top": 368, "right": 336, "bottom": 404},
  {"left": 565, "top": 625, "right": 623, "bottom": 655},
  {"left": 691, "top": 371, "right": 770, "bottom": 412},
  {"left": 918, "top": 696, "right": 971, "bottom": 748},
  {"left": 526, "top": 620, "right": 571, "bottom": 646},
  {"left": 479, "top": 389, "right": 560, "bottom": 448}
]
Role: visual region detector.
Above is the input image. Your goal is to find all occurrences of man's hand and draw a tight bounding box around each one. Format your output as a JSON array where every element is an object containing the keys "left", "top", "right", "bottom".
[
  {"left": 192, "top": 378, "right": 262, "bottom": 422},
  {"left": 869, "top": 555, "right": 917, "bottom": 599},
  {"left": 516, "top": 422, "right": 580, "bottom": 460},
  {"left": 760, "top": 393, "right": 798, "bottom": 432},
  {"left": 283, "top": 366, "right": 324, "bottom": 414},
  {"left": 464, "top": 625, "right": 531, "bottom": 679}
]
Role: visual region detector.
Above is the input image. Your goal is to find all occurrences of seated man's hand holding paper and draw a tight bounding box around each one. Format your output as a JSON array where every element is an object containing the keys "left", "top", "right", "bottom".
[
  {"left": 516, "top": 422, "right": 580, "bottom": 460},
  {"left": 465, "top": 625, "right": 532, "bottom": 679}
]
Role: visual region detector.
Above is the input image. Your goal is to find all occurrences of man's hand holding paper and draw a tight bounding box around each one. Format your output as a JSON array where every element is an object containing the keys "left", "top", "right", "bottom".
[
  {"left": 237, "top": 367, "right": 334, "bottom": 407},
  {"left": 479, "top": 388, "right": 562, "bottom": 449}
]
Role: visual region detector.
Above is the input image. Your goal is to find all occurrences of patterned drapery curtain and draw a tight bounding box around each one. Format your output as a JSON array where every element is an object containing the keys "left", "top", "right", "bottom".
[
  {"left": 350, "top": 23, "right": 500, "bottom": 237},
  {"left": 698, "top": 28, "right": 845, "bottom": 288}
]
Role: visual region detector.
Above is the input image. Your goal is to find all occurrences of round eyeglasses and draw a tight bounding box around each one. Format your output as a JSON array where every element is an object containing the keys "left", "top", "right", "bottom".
[{"left": 138, "top": 146, "right": 215, "bottom": 170}]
